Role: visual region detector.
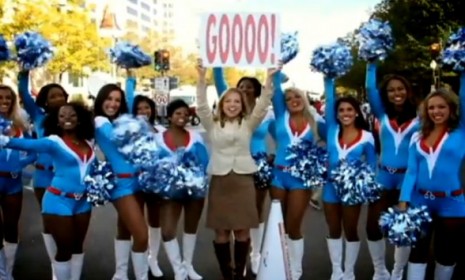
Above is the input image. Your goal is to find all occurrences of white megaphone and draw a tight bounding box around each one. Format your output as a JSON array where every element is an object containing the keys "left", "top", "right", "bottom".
[{"left": 257, "top": 200, "right": 292, "bottom": 280}]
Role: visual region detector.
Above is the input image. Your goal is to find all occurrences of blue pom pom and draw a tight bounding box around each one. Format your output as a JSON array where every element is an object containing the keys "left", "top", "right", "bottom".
[
  {"left": 379, "top": 205, "right": 432, "bottom": 247},
  {"left": 0, "top": 116, "right": 12, "bottom": 135},
  {"left": 0, "top": 35, "right": 12, "bottom": 62},
  {"left": 285, "top": 139, "right": 328, "bottom": 189},
  {"left": 84, "top": 160, "right": 115, "bottom": 206},
  {"left": 330, "top": 159, "right": 381, "bottom": 205},
  {"left": 109, "top": 42, "right": 151, "bottom": 69},
  {"left": 441, "top": 27, "right": 465, "bottom": 72},
  {"left": 141, "top": 149, "right": 208, "bottom": 200},
  {"left": 14, "top": 31, "right": 53, "bottom": 70},
  {"left": 112, "top": 114, "right": 160, "bottom": 169},
  {"left": 252, "top": 152, "right": 273, "bottom": 189},
  {"left": 356, "top": 19, "right": 394, "bottom": 61},
  {"left": 281, "top": 32, "right": 299, "bottom": 64},
  {"left": 310, "top": 42, "right": 353, "bottom": 78}
]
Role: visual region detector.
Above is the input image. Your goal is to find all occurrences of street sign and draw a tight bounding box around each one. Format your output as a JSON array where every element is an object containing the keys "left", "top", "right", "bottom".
[{"left": 154, "top": 77, "right": 170, "bottom": 92}]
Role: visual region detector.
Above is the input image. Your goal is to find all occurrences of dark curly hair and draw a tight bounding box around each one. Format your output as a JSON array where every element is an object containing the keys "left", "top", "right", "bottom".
[
  {"left": 379, "top": 74, "right": 417, "bottom": 123},
  {"left": 43, "top": 102, "right": 94, "bottom": 140},
  {"left": 93, "top": 84, "right": 128, "bottom": 121},
  {"left": 35, "top": 83, "right": 69, "bottom": 112},
  {"left": 167, "top": 99, "right": 190, "bottom": 118},
  {"left": 236, "top": 76, "right": 262, "bottom": 98},
  {"left": 132, "top": 95, "right": 156, "bottom": 125},
  {"left": 335, "top": 96, "right": 370, "bottom": 138}
]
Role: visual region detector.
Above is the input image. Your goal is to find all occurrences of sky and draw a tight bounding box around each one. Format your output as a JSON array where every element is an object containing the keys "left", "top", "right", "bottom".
[{"left": 174, "top": 0, "right": 381, "bottom": 94}]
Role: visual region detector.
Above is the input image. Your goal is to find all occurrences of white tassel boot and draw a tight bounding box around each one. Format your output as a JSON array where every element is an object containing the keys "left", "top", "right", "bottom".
[
  {"left": 434, "top": 262, "right": 455, "bottom": 280},
  {"left": 250, "top": 223, "right": 265, "bottom": 275},
  {"left": 163, "top": 239, "right": 187, "bottom": 280},
  {"left": 70, "top": 253, "right": 84, "bottom": 280},
  {"left": 52, "top": 261, "right": 71, "bottom": 280},
  {"left": 287, "top": 238, "right": 304, "bottom": 280},
  {"left": 111, "top": 239, "right": 131, "bottom": 280},
  {"left": 326, "top": 238, "right": 344, "bottom": 280},
  {"left": 367, "top": 239, "right": 390, "bottom": 280},
  {"left": 0, "top": 249, "right": 11, "bottom": 280},
  {"left": 131, "top": 251, "right": 149, "bottom": 280},
  {"left": 148, "top": 227, "right": 163, "bottom": 277},
  {"left": 390, "top": 246, "right": 410, "bottom": 280},
  {"left": 42, "top": 233, "right": 58, "bottom": 280},
  {"left": 343, "top": 240, "right": 360, "bottom": 280},
  {"left": 406, "top": 262, "right": 426, "bottom": 280},
  {"left": 182, "top": 233, "right": 202, "bottom": 280},
  {"left": 4, "top": 242, "right": 17, "bottom": 278}
]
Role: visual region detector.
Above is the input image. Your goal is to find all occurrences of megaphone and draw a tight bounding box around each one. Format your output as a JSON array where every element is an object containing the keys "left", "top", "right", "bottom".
[{"left": 257, "top": 200, "right": 292, "bottom": 280}]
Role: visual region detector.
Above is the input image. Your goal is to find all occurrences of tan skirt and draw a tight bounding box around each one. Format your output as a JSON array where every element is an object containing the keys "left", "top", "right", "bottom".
[{"left": 206, "top": 171, "right": 259, "bottom": 230}]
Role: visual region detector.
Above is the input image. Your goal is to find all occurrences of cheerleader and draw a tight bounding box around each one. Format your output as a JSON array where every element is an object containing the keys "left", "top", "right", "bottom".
[
  {"left": 212, "top": 68, "right": 275, "bottom": 274},
  {"left": 0, "top": 102, "right": 95, "bottom": 280},
  {"left": 365, "top": 63, "right": 419, "bottom": 280},
  {"left": 0, "top": 85, "right": 36, "bottom": 278},
  {"left": 17, "top": 71, "right": 68, "bottom": 279},
  {"left": 398, "top": 75, "right": 465, "bottom": 279},
  {"left": 270, "top": 70, "right": 326, "bottom": 280},
  {"left": 196, "top": 61, "right": 274, "bottom": 280},
  {"left": 93, "top": 75, "right": 148, "bottom": 280},
  {"left": 152, "top": 99, "right": 209, "bottom": 280},
  {"left": 131, "top": 94, "right": 165, "bottom": 277},
  {"left": 322, "top": 79, "right": 376, "bottom": 280}
]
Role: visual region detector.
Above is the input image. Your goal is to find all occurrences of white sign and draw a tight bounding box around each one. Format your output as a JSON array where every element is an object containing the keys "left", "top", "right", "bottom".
[
  {"left": 199, "top": 13, "right": 281, "bottom": 67},
  {"left": 155, "top": 77, "right": 170, "bottom": 92}
]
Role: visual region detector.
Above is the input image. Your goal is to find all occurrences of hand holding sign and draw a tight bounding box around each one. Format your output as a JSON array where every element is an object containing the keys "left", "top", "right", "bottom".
[{"left": 196, "top": 59, "right": 207, "bottom": 78}]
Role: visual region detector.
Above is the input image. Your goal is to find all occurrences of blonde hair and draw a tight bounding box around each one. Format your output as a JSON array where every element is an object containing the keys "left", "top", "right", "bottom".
[
  {"left": 284, "top": 87, "right": 321, "bottom": 143},
  {"left": 213, "top": 88, "right": 249, "bottom": 127},
  {"left": 0, "top": 85, "right": 27, "bottom": 131}
]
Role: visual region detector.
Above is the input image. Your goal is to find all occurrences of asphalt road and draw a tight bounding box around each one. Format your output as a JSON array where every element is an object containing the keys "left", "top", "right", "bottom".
[{"left": 11, "top": 126, "right": 465, "bottom": 280}]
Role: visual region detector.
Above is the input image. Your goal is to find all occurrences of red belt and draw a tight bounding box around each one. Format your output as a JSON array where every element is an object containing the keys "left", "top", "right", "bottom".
[
  {"left": 379, "top": 165, "right": 407, "bottom": 174},
  {"left": 47, "top": 186, "right": 85, "bottom": 200},
  {"left": 419, "top": 188, "right": 464, "bottom": 198},
  {"left": 115, "top": 172, "right": 139, "bottom": 179},
  {"left": 276, "top": 165, "right": 289, "bottom": 171},
  {"left": 35, "top": 164, "right": 54, "bottom": 171},
  {"left": 0, "top": 171, "right": 19, "bottom": 179}
]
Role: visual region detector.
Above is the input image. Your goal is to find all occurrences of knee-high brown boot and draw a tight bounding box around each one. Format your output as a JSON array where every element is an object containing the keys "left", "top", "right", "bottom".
[
  {"left": 213, "top": 242, "right": 233, "bottom": 280},
  {"left": 234, "top": 240, "right": 250, "bottom": 280}
]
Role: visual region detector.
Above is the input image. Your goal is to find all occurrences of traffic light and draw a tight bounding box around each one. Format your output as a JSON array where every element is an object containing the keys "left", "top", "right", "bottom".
[
  {"left": 153, "top": 49, "right": 170, "bottom": 72},
  {"left": 154, "top": 50, "right": 161, "bottom": 71}
]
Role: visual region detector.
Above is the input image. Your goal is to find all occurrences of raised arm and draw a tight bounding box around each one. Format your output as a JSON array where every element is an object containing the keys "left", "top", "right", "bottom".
[
  {"left": 365, "top": 134, "right": 377, "bottom": 170},
  {"left": 213, "top": 67, "right": 228, "bottom": 97},
  {"left": 399, "top": 136, "right": 419, "bottom": 204},
  {"left": 272, "top": 71, "right": 286, "bottom": 117},
  {"left": 459, "top": 73, "right": 465, "bottom": 128},
  {"left": 6, "top": 137, "right": 55, "bottom": 154},
  {"left": 195, "top": 64, "right": 214, "bottom": 131},
  {"left": 125, "top": 72, "right": 136, "bottom": 113},
  {"left": 365, "top": 63, "right": 385, "bottom": 119},
  {"left": 248, "top": 71, "right": 274, "bottom": 131},
  {"left": 324, "top": 78, "right": 337, "bottom": 128},
  {"left": 18, "top": 71, "right": 42, "bottom": 121}
]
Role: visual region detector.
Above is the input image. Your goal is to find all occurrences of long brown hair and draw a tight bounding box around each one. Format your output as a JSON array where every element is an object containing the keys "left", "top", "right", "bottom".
[
  {"left": 0, "top": 85, "right": 26, "bottom": 131},
  {"left": 419, "top": 88, "right": 459, "bottom": 138},
  {"left": 213, "top": 88, "right": 250, "bottom": 127}
]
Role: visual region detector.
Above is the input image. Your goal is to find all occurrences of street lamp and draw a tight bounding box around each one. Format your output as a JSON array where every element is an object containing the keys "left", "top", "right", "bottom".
[
  {"left": 430, "top": 42, "right": 442, "bottom": 91},
  {"left": 99, "top": 2, "right": 123, "bottom": 80}
]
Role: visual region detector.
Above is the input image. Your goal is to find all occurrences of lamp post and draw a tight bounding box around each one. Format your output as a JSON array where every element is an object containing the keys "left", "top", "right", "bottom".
[
  {"left": 430, "top": 41, "right": 442, "bottom": 91},
  {"left": 99, "top": 2, "right": 122, "bottom": 80}
]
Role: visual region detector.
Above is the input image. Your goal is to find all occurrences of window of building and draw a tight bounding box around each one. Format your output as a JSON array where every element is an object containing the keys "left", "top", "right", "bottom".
[
  {"left": 142, "top": 26, "right": 150, "bottom": 33},
  {"left": 141, "top": 2, "right": 150, "bottom": 10},
  {"left": 153, "top": 8, "right": 157, "bottom": 15},
  {"left": 153, "top": 0, "right": 157, "bottom": 4},
  {"left": 127, "top": 6, "right": 138, "bottom": 16},
  {"left": 128, "top": 0, "right": 138, "bottom": 4},
  {"left": 69, "top": 73, "right": 82, "bottom": 87},
  {"left": 141, "top": 13, "right": 150, "bottom": 22}
]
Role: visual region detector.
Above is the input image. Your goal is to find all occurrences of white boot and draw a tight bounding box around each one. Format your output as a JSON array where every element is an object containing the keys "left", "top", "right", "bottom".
[
  {"left": 367, "top": 239, "right": 390, "bottom": 280},
  {"left": 287, "top": 238, "right": 304, "bottom": 280},
  {"left": 111, "top": 239, "right": 131, "bottom": 280},
  {"left": 0, "top": 249, "right": 11, "bottom": 280},
  {"left": 434, "top": 262, "right": 455, "bottom": 280},
  {"left": 343, "top": 240, "right": 360, "bottom": 280},
  {"left": 131, "top": 251, "right": 149, "bottom": 280},
  {"left": 42, "top": 233, "right": 58, "bottom": 280},
  {"left": 52, "top": 261, "right": 71, "bottom": 280},
  {"left": 391, "top": 246, "right": 410, "bottom": 280},
  {"left": 326, "top": 238, "right": 344, "bottom": 280},
  {"left": 163, "top": 239, "right": 187, "bottom": 280},
  {"left": 406, "top": 262, "right": 426, "bottom": 280},
  {"left": 148, "top": 227, "right": 163, "bottom": 277},
  {"left": 4, "top": 242, "right": 17, "bottom": 278},
  {"left": 182, "top": 233, "right": 202, "bottom": 280},
  {"left": 70, "top": 253, "right": 84, "bottom": 280},
  {"left": 250, "top": 223, "right": 265, "bottom": 275}
]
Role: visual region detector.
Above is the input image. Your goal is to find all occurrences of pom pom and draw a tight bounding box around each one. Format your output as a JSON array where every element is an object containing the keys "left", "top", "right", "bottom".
[
  {"left": 330, "top": 159, "right": 381, "bottom": 205},
  {"left": 310, "top": 42, "right": 353, "bottom": 78},
  {"left": 0, "top": 116, "right": 12, "bottom": 135},
  {"left": 109, "top": 42, "right": 151, "bottom": 69},
  {"left": 252, "top": 152, "right": 273, "bottom": 189},
  {"left": 356, "top": 19, "right": 394, "bottom": 61},
  {"left": 141, "top": 149, "right": 208, "bottom": 200},
  {"left": 14, "top": 31, "right": 53, "bottom": 70},
  {"left": 379, "top": 205, "right": 432, "bottom": 247},
  {"left": 285, "top": 139, "right": 328, "bottom": 189},
  {"left": 0, "top": 35, "right": 12, "bottom": 62},
  {"left": 112, "top": 114, "right": 160, "bottom": 168},
  {"left": 281, "top": 32, "right": 299, "bottom": 64},
  {"left": 441, "top": 27, "right": 465, "bottom": 72},
  {"left": 84, "top": 160, "right": 115, "bottom": 206}
]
